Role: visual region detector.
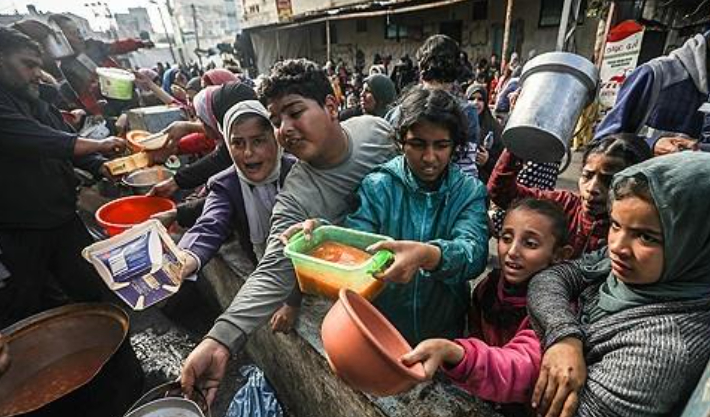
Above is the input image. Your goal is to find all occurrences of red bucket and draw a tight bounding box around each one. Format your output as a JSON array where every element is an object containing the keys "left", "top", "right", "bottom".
[{"left": 95, "top": 196, "right": 175, "bottom": 236}]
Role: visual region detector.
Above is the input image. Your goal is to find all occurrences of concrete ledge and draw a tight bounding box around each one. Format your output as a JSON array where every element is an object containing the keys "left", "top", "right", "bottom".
[{"left": 198, "top": 240, "right": 500, "bottom": 417}]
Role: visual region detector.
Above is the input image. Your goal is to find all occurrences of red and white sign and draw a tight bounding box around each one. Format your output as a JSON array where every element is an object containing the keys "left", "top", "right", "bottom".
[{"left": 599, "top": 20, "right": 645, "bottom": 110}]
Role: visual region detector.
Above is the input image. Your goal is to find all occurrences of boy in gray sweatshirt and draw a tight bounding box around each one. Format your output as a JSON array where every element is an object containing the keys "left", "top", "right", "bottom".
[{"left": 180, "top": 59, "right": 397, "bottom": 404}]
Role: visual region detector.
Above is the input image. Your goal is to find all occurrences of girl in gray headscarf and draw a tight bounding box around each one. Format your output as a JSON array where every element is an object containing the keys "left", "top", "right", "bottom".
[{"left": 528, "top": 152, "right": 710, "bottom": 417}]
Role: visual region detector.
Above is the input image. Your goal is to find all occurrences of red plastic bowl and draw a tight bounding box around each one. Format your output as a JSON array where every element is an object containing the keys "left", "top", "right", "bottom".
[
  {"left": 95, "top": 196, "right": 175, "bottom": 236},
  {"left": 321, "top": 289, "right": 426, "bottom": 397}
]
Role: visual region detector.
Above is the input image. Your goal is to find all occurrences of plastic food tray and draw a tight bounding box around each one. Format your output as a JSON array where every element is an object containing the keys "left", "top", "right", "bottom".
[{"left": 284, "top": 225, "right": 393, "bottom": 301}]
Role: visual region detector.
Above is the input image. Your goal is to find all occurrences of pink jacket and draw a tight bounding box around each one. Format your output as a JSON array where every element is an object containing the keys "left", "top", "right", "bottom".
[{"left": 443, "top": 271, "right": 541, "bottom": 404}]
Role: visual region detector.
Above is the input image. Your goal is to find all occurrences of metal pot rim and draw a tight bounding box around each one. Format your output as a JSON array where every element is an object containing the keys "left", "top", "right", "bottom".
[{"left": 520, "top": 52, "right": 599, "bottom": 104}]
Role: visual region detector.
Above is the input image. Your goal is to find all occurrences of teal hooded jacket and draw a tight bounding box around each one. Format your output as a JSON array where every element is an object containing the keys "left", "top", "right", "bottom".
[{"left": 344, "top": 155, "right": 489, "bottom": 344}]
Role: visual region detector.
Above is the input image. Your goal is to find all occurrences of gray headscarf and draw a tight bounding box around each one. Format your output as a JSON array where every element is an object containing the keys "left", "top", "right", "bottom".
[{"left": 582, "top": 152, "right": 710, "bottom": 321}]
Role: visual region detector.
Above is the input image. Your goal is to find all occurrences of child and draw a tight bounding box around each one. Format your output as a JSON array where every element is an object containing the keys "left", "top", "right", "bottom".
[
  {"left": 529, "top": 152, "right": 710, "bottom": 417},
  {"left": 401, "top": 198, "right": 573, "bottom": 409},
  {"left": 343, "top": 86, "right": 489, "bottom": 344},
  {"left": 488, "top": 135, "right": 651, "bottom": 258},
  {"left": 174, "top": 100, "right": 298, "bottom": 332},
  {"left": 180, "top": 59, "right": 398, "bottom": 404}
]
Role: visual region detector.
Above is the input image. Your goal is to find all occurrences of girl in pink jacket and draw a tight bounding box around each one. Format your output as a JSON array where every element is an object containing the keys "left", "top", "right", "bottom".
[{"left": 402, "top": 198, "right": 573, "bottom": 409}]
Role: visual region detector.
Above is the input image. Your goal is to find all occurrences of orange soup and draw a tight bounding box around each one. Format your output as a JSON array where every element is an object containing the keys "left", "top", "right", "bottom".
[{"left": 307, "top": 241, "right": 371, "bottom": 266}]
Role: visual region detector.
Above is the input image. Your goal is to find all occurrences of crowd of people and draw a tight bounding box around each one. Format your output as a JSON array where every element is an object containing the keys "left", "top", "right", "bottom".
[{"left": 1, "top": 12, "right": 710, "bottom": 417}]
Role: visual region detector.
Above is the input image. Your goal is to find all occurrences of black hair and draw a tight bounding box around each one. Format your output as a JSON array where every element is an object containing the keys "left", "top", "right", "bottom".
[
  {"left": 0, "top": 27, "right": 41, "bottom": 57},
  {"left": 258, "top": 59, "right": 334, "bottom": 107},
  {"left": 210, "top": 82, "right": 258, "bottom": 130},
  {"left": 416, "top": 35, "right": 461, "bottom": 83},
  {"left": 582, "top": 133, "right": 652, "bottom": 168},
  {"left": 610, "top": 174, "right": 653, "bottom": 204},
  {"left": 479, "top": 198, "right": 569, "bottom": 329},
  {"left": 507, "top": 198, "right": 570, "bottom": 248},
  {"left": 397, "top": 85, "right": 468, "bottom": 161}
]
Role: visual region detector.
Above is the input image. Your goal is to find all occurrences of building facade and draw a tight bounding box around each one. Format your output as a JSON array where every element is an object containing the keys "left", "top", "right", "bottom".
[
  {"left": 238, "top": 0, "right": 709, "bottom": 76},
  {"left": 240, "top": 0, "right": 601, "bottom": 74},
  {"left": 114, "top": 7, "right": 155, "bottom": 40}
]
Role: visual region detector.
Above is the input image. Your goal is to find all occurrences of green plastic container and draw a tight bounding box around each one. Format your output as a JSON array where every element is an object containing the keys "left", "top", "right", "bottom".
[{"left": 284, "top": 225, "right": 394, "bottom": 301}]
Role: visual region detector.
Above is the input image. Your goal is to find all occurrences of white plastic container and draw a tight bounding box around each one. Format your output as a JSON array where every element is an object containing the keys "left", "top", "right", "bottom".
[{"left": 97, "top": 67, "right": 135, "bottom": 100}]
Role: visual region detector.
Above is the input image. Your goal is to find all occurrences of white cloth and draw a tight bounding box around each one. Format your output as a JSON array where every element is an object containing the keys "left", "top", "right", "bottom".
[
  {"left": 221, "top": 100, "right": 283, "bottom": 257},
  {"left": 670, "top": 34, "right": 708, "bottom": 95}
]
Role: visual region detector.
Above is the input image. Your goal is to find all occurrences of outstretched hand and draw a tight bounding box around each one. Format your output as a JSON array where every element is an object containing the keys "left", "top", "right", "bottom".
[
  {"left": 279, "top": 218, "right": 320, "bottom": 246},
  {"left": 366, "top": 241, "right": 441, "bottom": 284},
  {"left": 532, "top": 337, "right": 587, "bottom": 417},
  {"left": 181, "top": 338, "right": 231, "bottom": 406},
  {"left": 400, "top": 338, "right": 464, "bottom": 380}
]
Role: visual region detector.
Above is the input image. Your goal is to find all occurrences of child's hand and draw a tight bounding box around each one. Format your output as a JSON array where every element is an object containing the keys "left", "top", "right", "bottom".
[
  {"left": 366, "top": 241, "right": 441, "bottom": 284},
  {"left": 532, "top": 337, "right": 586, "bottom": 417},
  {"left": 400, "top": 339, "right": 464, "bottom": 379},
  {"left": 279, "top": 219, "right": 320, "bottom": 245},
  {"left": 178, "top": 251, "right": 199, "bottom": 281},
  {"left": 269, "top": 304, "right": 299, "bottom": 333}
]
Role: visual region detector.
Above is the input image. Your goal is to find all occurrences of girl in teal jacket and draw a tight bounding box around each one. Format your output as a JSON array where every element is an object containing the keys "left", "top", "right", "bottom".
[{"left": 344, "top": 86, "right": 489, "bottom": 344}]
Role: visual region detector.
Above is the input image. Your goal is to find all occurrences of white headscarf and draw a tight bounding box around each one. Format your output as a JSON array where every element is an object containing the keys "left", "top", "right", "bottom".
[{"left": 221, "top": 100, "right": 283, "bottom": 259}]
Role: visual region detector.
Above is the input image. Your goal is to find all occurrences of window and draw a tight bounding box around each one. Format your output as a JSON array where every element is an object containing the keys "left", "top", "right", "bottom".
[
  {"left": 385, "top": 23, "right": 407, "bottom": 41},
  {"left": 472, "top": 0, "right": 488, "bottom": 21},
  {"left": 356, "top": 19, "right": 367, "bottom": 33},
  {"left": 616, "top": 0, "right": 646, "bottom": 21},
  {"left": 539, "top": 0, "right": 563, "bottom": 27},
  {"left": 539, "top": 0, "right": 587, "bottom": 28}
]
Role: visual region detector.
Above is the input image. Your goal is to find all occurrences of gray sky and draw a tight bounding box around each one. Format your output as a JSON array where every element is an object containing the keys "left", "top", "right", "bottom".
[{"left": 0, "top": 0, "right": 171, "bottom": 33}]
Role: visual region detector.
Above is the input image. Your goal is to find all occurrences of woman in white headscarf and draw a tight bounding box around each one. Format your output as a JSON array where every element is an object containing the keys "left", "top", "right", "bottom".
[{"left": 177, "top": 100, "right": 299, "bottom": 331}]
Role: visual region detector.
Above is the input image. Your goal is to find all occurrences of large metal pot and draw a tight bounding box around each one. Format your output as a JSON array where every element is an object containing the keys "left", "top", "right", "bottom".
[
  {"left": 12, "top": 20, "right": 74, "bottom": 59},
  {"left": 124, "top": 382, "right": 210, "bottom": 417},
  {"left": 502, "top": 52, "right": 599, "bottom": 163},
  {"left": 43, "top": 22, "right": 75, "bottom": 59},
  {"left": 122, "top": 166, "right": 174, "bottom": 195},
  {"left": 0, "top": 303, "right": 129, "bottom": 417}
]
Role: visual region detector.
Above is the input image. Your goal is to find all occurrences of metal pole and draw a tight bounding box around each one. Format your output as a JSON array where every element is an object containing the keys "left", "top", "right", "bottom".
[
  {"left": 501, "top": 0, "right": 514, "bottom": 73},
  {"left": 164, "top": 0, "right": 185, "bottom": 64},
  {"left": 191, "top": 4, "right": 203, "bottom": 67},
  {"left": 154, "top": 1, "right": 177, "bottom": 63},
  {"left": 557, "top": 0, "right": 574, "bottom": 51},
  {"left": 596, "top": 1, "right": 616, "bottom": 67},
  {"left": 326, "top": 18, "right": 331, "bottom": 63}
]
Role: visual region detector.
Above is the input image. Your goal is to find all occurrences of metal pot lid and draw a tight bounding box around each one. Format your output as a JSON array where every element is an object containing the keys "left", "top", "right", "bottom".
[
  {"left": 124, "top": 398, "right": 205, "bottom": 417},
  {"left": 520, "top": 52, "right": 599, "bottom": 103}
]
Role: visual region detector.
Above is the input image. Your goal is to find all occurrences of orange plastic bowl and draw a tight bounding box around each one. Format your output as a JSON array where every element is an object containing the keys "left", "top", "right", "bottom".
[
  {"left": 95, "top": 196, "right": 175, "bottom": 236},
  {"left": 126, "top": 130, "right": 150, "bottom": 152},
  {"left": 321, "top": 289, "right": 426, "bottom": 397}
]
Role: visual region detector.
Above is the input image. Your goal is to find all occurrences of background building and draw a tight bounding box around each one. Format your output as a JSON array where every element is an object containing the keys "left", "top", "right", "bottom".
[
  {"left": 114, "top": 7, "right": 155, "bottom": 40},
  {"left": 236, "top": 0, "right": 710, "bottom": 76}
]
